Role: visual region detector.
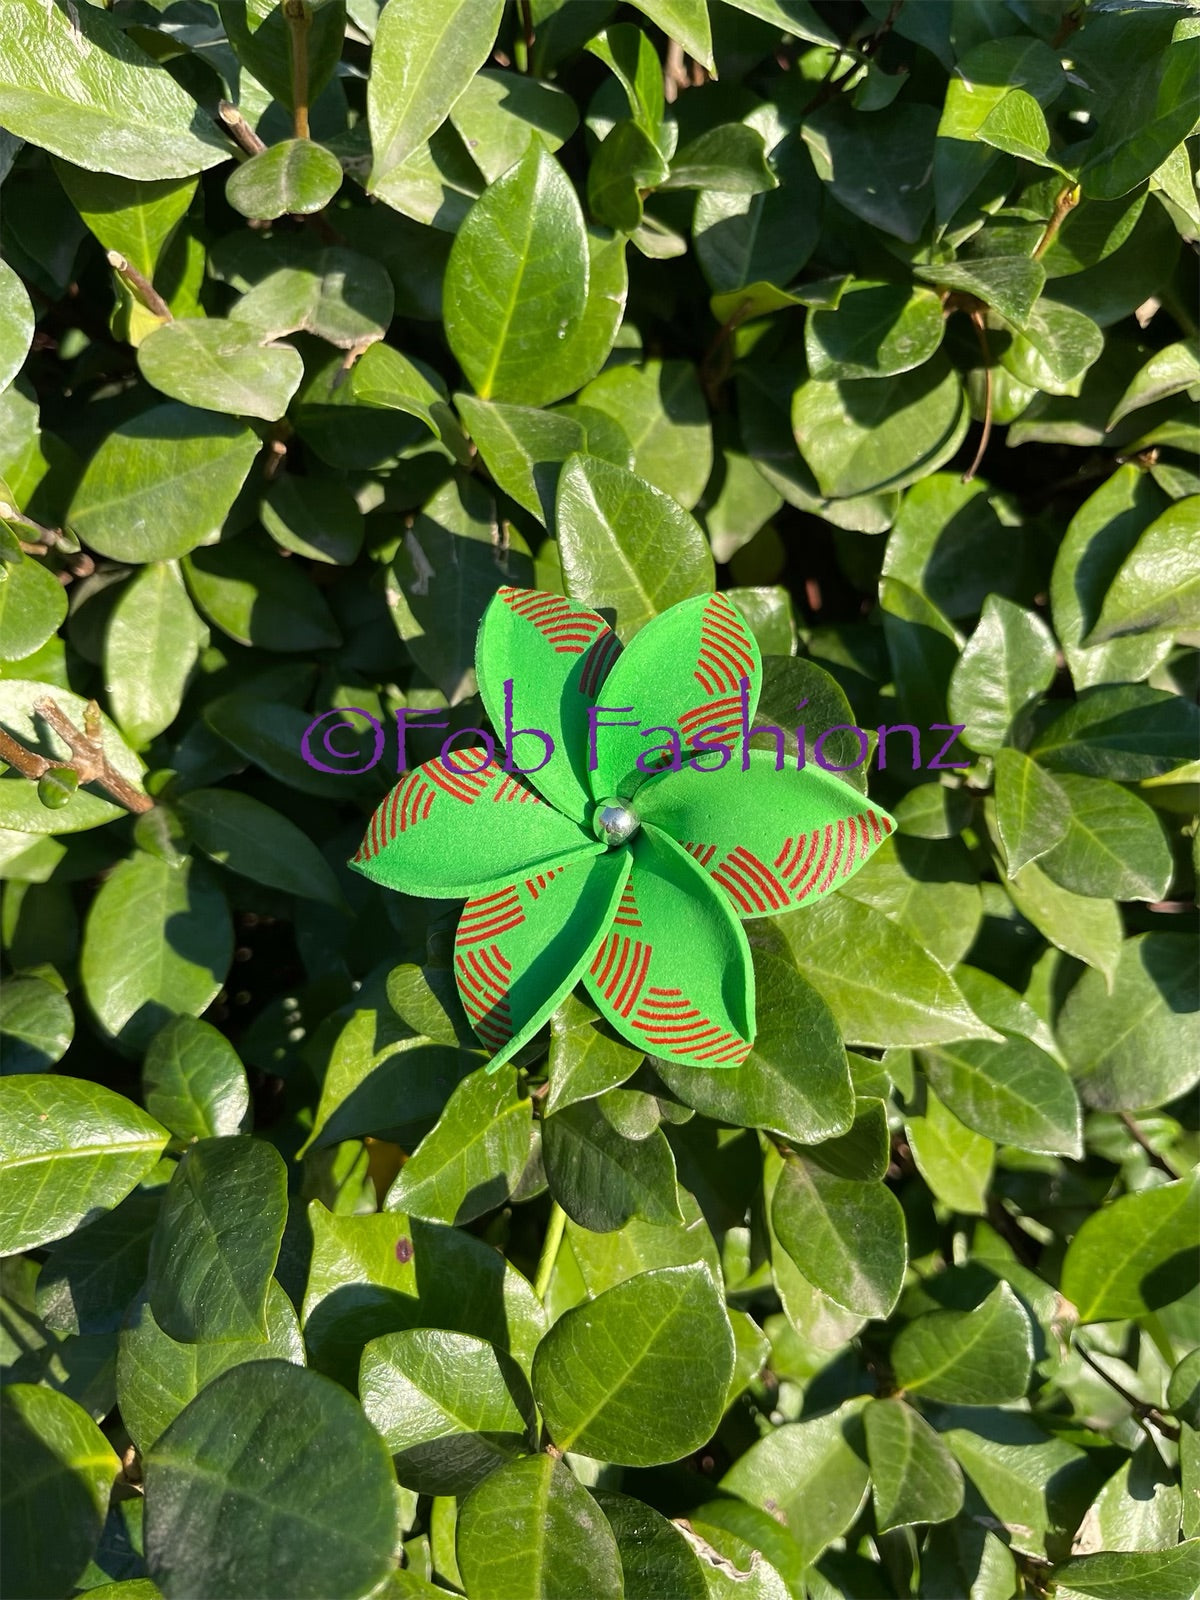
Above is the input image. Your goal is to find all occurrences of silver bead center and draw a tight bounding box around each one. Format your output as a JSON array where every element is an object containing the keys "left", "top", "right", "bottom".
[{"left": 592, "top": 799, "right": 640, "bottom": 848}]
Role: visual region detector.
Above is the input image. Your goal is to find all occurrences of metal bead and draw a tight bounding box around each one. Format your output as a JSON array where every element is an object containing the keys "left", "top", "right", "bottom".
[{"left": 592, "top": 798, "right": 640, "bottom": 848}]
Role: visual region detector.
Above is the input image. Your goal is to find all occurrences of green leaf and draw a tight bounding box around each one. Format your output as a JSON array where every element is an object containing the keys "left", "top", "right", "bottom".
[
  {"left": 0, "top": 257, "right": 34, "bottom": 395},
  {"left": 1059, "top": 934, "right": 1199, "bottom": 1113},
  {"left": 1077, "top": 26, "right": 1200, "bottom": 201},
  {"left": 1001, "top": 301, "right": 1104, "bottom": 397},
  {"left": 541, "top": 1095, "right": 683, "bottom": 1233},
  {"left": 456, "top": 1455, "right": 624, "bottom": 1600},
  {"left": 914, "top": 257, "right": 1046, "bottom": 331},
  {"left": 579, "top": 359, "right": 712, "bottom": 512},
  {"left": 137, "top": 320, "right": 304, "bottom": 423},
  {"left": 891, "top": 1282, "right": 1033, "bottom": 1404},
  {"left": 1085, "top": 498, "right": 1200, "bottom": 643},
  {"left": 804, "top": 100, "right": 937, "bottom": 243},
  {"left": 560, "top": 1187, "right": 720, "bottom": 1304},
  {"left": 369, "top": 0, "right": 505, "bottom": 193},
  {"left": 808, "top": 1098, "right": 890, "bottom": 1183},
  {"left": 719, "top": 1398, "right": 870, "bottom": 1567},
  {"left": 556, "top": 453, "right": 714, "bottom": 640},
  {"left": 360, "top": 1328, "right": 538, "bottom": 1495},
  {"left": 117, "top": 1280, "right": 304, "bottom": 1453},
  {"left": 1169, "top": 1350, "right": 1200, "bottom": 1430},
  {"left": 81, "top": 854, "right": 232, "bottom": 1055},
  {"left": 0, "top": 554, "right": 67, "bottom": 663},
  {"left": 0, "top": 1075, "right": 169, "bottom": 1254},
  {"left": 841, "top": 833, "right": 982, "bottom": 972},
  {"left": 0, "top": 681, "right": 146, "bottom": 835},
  {"left": 694, "top": 131, "right": 822, "bottom": 298},
  {"left": 444, "top": 144, "right": 589, "bottom": 405},
  {"left": 806, "top": 284, "right": 945, "bottom": 383},
  {"left": 68, "top": 404, "right": 260, "bottom": 563},
  {"left": 52, "top": 162, "right": 196, "bottom": 279},
  {"left": 993, "top": 748, "right": 1069, "bottom": 877},
  {"left": 183, "top": 537, "right": 342, "bottom": 653},
  {"left": 904, "top": 1087, "right": 994, "bottom": 1216},
  {"left": 776, "top": 896, "right": 998, "bottom": 1049},
  {"left": 104, "top": 561, "right": 206, "bottom": 747},
  {"left": 176, "top": 788, "right": 343, "bottom": 906},
  {"left": 261, "top": 472, "right": 365, "bottom": 564},
  {"left": 226, "top": 139, "right": 343, "bottom": 222},
  {"left": 456, "top": 395, "right": 630, "bottom": 523},
  {"left": 0, "top": 1384, "right": 120, "bottom": 1600},
  {"left": 231, "top": 247, "right": 394, "bottom": 350},
  {"left": 948, "top": 597, "right": 1057, "bottom": 755},
  {"left": 141, "top": 1017, "right": 250, "bottom": 1144},
  {"left": 594, "top": 1490, "right": 707, "bottom": 1600},
  {"left": 1061, "top": 1171, "right": 1199, "bottom": 1324},
  {"left": 144, "top": 1361, "right": 399, "bottom": 1600},
  {"left": 449, "top": 69, "right": 579, "bottom": 185},
  {"left": 918, "top": 1033, "right": 1082, "bottom": 1158},
  {"left": 1108, "top": 339, "right": 1200, "bottom": 429},
  {"left": 1049, "top": 466, "right": 1173, "bottom": 690},
  {"left": 546, "top": 996, "right": 643, "bottom": 1117},
  {"left": 588, "top": 120, "right": 669, "bottom": 233},
  {"left": 1038, "top": 770, "right": 1173, "bottom": 901},
  {"left": 1050, "top": 1542, "right": 1200, "bottom": 1600},
  {"left": 1033, "top": 684, "right": 1200, "bottom": 781},
  {"left": 0, "top": 0, "right": 228, "bottom": 179},
  {"left": 662, "top": 124, "right": 777, "bottom": 195},
  {"left": 0, "top": 975, "right": 73, "bottom": 1072},
  {"left": 37, "top": 1185, "right": 161, "bottom": 1336},
  {"left": 627, "top": 0, "right": 713, "bottom": 71},
  {"left": 531, "top": 1264, "right": 734, "bottom": 1465},
  {"left": 302, "top": 1206, "right": 545, "bottom": 1388},
  {"left": 772, "top": 1156, "right": 906, "bottom": 1318},
  {"left": 976, "top": 90, "right": 1073, "bottom": 177},
  {"left": 792, "top": 357, "right": 968, "bottom": 499},
  {"left": 146, "top": 1135, "right": 287, "bottom": 1343},
  {"left": 384, "top": 1066, "right": 531, "bottom": 1225},
  {"left": 864, "top": 1397, "right": 964, "bottom": 1532},
  {"left": 654, "top": 949, "right": 854, "bottom": 1145}
]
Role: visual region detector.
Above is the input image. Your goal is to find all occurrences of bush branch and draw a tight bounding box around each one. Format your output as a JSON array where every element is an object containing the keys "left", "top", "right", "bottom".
[{"left": 0, "top": 699, "right": 153, "bottom": 813}]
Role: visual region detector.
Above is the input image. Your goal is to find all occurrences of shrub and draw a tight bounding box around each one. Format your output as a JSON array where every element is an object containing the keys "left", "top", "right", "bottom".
[{"left": 0, "top": 2, "right": 1197, "bottom": 1598}]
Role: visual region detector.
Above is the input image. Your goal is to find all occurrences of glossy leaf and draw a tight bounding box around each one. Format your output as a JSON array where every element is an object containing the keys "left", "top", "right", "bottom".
[
  {"left": 918, "top": 1033, "right": 1082, "bottom": 1158},
  {"left": 141, "top": 1017, "right": 250, "bottom": 1143},
  {"left": 146, "top": 1135, "right": 287, "bottom": 1343},
  {"left": 1060, "top": 1171, "right": 1199, "bottom": 1324},
  {"left": 103, "top": 561, "right": 206, "bottom": 747},
  {"left": 359, "top": 1328, "right": 538, "bottom": 1494},
  {"left": 948, "top": 597, "right": 1057, "bottom": 754},
  {"left": 137, "top": 320, "right": 304, "bottom": 422},
  {"left": 891, "top": 1282, "right": 1033, "bottom": 1405},
  {"left": 0, "top": 976, "right": 73, "bottom": 1073},
  {"left": 176, "top": 788, "right": 343, "bottom": 905},
  {"left": 0, "top": 1075, "right": 169, "bottom": 1255},
  {"left": 531, "top": 1264, "right": 734, "bottom": 1465},
  {"left": 226, "top": 139, "right": 343, "bottom": 222},
  {"left": 444, "top": 145, "right": 589, "bottom": 405},
  {"left": 541, "top": 1094, "right": 682, "bottom": 1233},
  {"left": 864, "top": 1397, "right": 964, "bottom": 1532},
  {"left": 384, "top": 1066, "right": 531, "bottom": 1225},
  {"left": 144, "top": 1361, "right": 399, "bottom": 1600},
  {"left": 68, "top": 404, "right": 260, "bottom": 563},
  {"left": 772, "top": 1156, "right": 906, "bottom": 1318}
]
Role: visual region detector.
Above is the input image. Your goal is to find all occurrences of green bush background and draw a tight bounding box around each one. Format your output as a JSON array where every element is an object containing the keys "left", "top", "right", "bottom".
[{"left": 0, "top": 2, "right": 1197, "bottom": 1598}]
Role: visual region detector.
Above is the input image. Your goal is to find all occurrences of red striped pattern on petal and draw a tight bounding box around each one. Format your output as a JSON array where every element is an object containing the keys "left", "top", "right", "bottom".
[
  {"left": 589, "top": 931, "right": 652, "bottom": 1019},
  {"left": 694, "top": 594, "right": 757, "bottom": 696},
  {"left": 631, "top": 986, "right": 750, "bottom": 1065},
  {"left": 454, "top": 940, "right": 512, "bottom": 1051},
  {"left": 771, "top": 808, "right": 893, "bottom": 900},
  {"left": 456, "top": 886, "right": 525, "bottom": 944},
  {"left": 499, "top": 586, "right": 607, "bottom": 656}
]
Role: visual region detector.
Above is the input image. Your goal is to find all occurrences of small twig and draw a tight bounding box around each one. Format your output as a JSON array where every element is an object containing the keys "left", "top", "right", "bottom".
[
  {"left": 1118, "top": 1112, "right": 1182, "bottom": 1179},
  {"left": 1033, "top": 183, "right": 1081, "bottom": 260},
  {"left": 1075, "top": 1341, "right": 1181, "bottom": 1442},
  {"left": 664, "top": 39, "right": 688, "bottom": 104},
  {"left": 284, "top": 0, "right": 312, "bottom": 140},
  {"left": 218, "top": 100, "right": 267, "bottom": 157},
  {"left": 533, "top": 1200, "right": 567, "bottom": 1303},
  {"left": 4, "top": 698, "right": 155, "bottom": 814},
  {"left": 515, "top": 0, "right": 534, "bottom": 73},
  {"left": 106, "top": 252, "right": 172, "bottom": 321},
  {"left": 962, "top": 308, "right": 994, "bottom": 483}
]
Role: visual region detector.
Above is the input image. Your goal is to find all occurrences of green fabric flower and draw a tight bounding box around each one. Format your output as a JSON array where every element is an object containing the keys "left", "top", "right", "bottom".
[{"left": 351, "top": 588, "right": 895, "bottom": 1069}]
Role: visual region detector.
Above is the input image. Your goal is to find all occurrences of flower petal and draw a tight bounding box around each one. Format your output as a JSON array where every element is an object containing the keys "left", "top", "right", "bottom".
[
  {"left": 455, "top": 851, "right": 631, "bottom": 1068},
  {"left": 587, "top": 593, "right": 762, "bottom": 802},
  {"left": 636, "top": 746, "right": 896, "bottom": 917},
  {"left": 582, "top": 824, "right": 754, "bottom": 1068},
  {"left": 476, "top": 586, "right": 622, "bottom": 822},
  {"left": 350, "top": 751, "right": 602, "bottom": 897}
]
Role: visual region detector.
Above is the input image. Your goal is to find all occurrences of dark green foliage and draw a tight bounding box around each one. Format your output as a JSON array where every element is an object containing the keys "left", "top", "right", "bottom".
[{"left": 0, "top": 1, "right": 1197, "bottom": 1597}]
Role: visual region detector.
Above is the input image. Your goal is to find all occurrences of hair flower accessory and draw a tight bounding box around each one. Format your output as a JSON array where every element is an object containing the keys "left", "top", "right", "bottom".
[{"left": 351, "top": 588, "right": 895, "bottom": 1069}]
